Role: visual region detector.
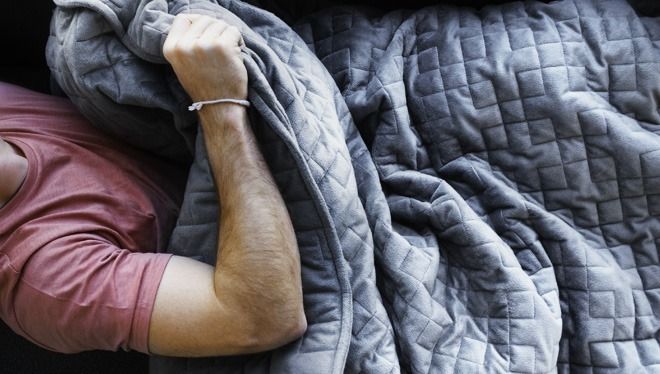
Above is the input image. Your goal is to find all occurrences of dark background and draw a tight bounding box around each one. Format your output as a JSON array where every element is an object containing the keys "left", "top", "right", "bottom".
[{"left": 1, "top": 0, "right": 657, "bottom": 373}]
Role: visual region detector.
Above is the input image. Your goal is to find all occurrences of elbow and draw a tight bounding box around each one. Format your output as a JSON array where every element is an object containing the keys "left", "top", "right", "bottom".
[
  {"left": 282, "top": 312, "right": 307, "bottom": 343},
  {"left": 233, "top": 299, "right": 306, "bottom": 353},
  {"left": 248, "top": 309, "right": 307, "bottom": 352}
]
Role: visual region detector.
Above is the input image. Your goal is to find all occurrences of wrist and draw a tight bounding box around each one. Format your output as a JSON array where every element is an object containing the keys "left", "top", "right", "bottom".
[
  {"left": 199, "top": 103, "right": 249, "bottom": 133},
  {"left": 187, "top": 81, "right": 247, "bottom": 103},
  {"left": 191, "top": 91, "right": 247, "bottom": 102},
  {"left": 199, "top": 101, "right": 247, "bottom": 117}
]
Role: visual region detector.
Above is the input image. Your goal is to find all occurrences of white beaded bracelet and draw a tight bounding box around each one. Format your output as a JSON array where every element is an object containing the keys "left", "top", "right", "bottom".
[{"left": 188, "top": 98, "right": 251, "bottom": 111}]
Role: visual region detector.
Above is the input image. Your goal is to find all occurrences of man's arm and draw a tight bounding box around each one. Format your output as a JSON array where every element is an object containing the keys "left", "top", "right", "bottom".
[{"left": 148, "top": 14, "right": 306, "bottom": 357}]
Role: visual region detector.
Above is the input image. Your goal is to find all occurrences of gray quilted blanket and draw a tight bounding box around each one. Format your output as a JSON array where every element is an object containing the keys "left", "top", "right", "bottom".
[{"left": 47, "top": 0, "right": 660, "bottom": 372}]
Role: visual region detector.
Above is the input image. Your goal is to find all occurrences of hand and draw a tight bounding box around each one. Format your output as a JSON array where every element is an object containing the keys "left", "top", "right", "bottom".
[{"left": 163, "top": 14, "right": 248, "bottom": 102}]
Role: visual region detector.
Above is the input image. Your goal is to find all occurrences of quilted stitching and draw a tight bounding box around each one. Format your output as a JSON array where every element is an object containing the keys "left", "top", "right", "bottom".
[
  {"left": 294, "top": 1, "right": 660, "bottom": 372},
  {"left": 46, "top": 0, "right": 659, "bottom": 372}
]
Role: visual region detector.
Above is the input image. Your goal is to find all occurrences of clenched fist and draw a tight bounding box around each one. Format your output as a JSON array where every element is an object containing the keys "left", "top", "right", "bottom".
[{"left": 163, "top": 14, "right": 247, "bottom": 103}]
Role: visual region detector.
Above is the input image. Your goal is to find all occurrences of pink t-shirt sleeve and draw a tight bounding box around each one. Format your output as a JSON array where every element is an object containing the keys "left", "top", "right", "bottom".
[
  {"left": 0, "top": 82, "right": 185, "bottom": 354},
  {"left": 7, "top": 235, "right": 172, "bottom": 354}
]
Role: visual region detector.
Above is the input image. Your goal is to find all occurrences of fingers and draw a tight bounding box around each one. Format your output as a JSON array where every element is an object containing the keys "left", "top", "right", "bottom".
[
  {"left": 163, "top": 14, "right": 192, "bottom": 59},
  {"left": 221, "top": 26, "right": 244, "bottom": 48},
  {"left": 165, "top": 14, "right": 244, "bottom": 57},
  {"left": 180, "top": 15, "right": 216, "bottom": 47},
  {"left": 198, "top": 20, "right": 229, "bottom": 45},
  {"left": 163, "top": 13, "right": 246, "bottom": 69}
]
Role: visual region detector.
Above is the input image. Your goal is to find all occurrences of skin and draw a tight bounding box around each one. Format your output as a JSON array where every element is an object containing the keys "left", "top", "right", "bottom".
[
  {"left": 147, "top": 14, "right": 306, "bottom": 356},
  {"left": 0, "top": 138, "right": 28, "bottom": 208}
]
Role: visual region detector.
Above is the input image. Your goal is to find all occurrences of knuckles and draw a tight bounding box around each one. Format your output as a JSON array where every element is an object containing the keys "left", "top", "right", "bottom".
[
  {"left": 164, "top": 15, "right": 243, "bottom": 63},
  {"left": 165, "top": 40, "right": 234, "bottom": 60}
]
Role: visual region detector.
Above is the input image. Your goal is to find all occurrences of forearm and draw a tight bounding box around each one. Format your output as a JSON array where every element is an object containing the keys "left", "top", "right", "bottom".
[
  {"left": 200, "top": 104, "right": 305, "bottom": 346},
  {"left": 148, "top": 14, "right": 305, "bottom": 356}
]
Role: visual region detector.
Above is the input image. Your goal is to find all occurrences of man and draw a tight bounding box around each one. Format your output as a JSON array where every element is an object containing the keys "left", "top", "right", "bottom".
[{"left": 0, "top": 13, "right": 306, "bottom": 356}]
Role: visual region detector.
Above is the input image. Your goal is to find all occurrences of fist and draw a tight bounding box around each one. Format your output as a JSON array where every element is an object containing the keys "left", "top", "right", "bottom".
[{"left": 163, "top": 14, "right": 247, "bottom": 102}]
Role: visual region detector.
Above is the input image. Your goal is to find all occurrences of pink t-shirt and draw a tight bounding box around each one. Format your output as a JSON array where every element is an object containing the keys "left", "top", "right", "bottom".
[{"left": 0, "top": 82, "right": 187, "bottom": 354}]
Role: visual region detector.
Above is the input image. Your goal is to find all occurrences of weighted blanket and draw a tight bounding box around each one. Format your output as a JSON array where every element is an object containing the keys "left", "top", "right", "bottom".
[{"left": 46, "top": 0, "right": 660, "bottom": 372}]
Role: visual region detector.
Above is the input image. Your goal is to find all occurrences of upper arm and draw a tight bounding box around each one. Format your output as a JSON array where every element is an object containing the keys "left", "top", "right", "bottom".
[
  {"left": 148, "top": 255, "right": 288, "bottom": 357},
  {"left": 148, "top": 255, "right": 236, "bottom": 357}
]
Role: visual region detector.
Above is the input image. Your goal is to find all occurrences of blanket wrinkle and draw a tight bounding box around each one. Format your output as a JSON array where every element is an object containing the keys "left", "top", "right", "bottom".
[{"left": 47, "top": 0, "right": 660, "bottom": 372}]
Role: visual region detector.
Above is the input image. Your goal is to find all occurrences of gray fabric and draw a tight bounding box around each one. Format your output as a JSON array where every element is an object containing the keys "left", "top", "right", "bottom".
[{"left": 46, "top": 0, "right": 660, "bottom": 372}]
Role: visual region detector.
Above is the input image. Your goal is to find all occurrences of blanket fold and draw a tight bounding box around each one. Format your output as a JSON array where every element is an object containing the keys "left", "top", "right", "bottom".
[{"left": 47, "top": 0, "right": 660, "bottom": 372}]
